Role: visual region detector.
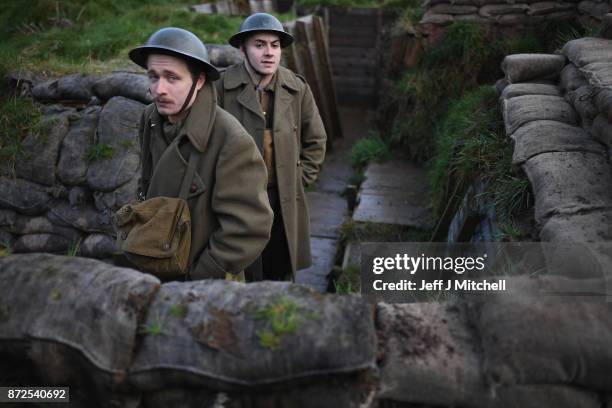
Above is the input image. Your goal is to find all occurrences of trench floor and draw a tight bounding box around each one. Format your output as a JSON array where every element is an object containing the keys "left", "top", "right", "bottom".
[{"left": 295, "top": 107, "right": 372, "bottom": 292}]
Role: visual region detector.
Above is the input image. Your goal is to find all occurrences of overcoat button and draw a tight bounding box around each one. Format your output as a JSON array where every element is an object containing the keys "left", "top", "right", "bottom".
[{"left": 190, "top": 184, "right": 197, "bottom": 193}]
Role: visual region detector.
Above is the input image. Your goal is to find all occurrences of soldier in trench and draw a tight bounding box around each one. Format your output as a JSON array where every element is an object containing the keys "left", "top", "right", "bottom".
[
  {"left": 215, "top": 13, "right": 327, "bottom": 282},
  {"left": 129, "top": 27, "right": 273, "bottom": 280}
]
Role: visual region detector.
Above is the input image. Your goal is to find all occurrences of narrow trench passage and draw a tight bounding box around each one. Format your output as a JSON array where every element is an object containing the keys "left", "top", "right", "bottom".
[{"left": 295, "top": 8, "right": 431, "bottom": 292}]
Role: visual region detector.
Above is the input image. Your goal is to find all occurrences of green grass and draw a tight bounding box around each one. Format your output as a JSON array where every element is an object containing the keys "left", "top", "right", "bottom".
[
  {"left": 385, "top": 19, "right": 593, "bottom": 164},
  {"left": 0, "top": 242, "right": 11, "bottom": 258},
  {"left": 254, "top": 296, "right": 316, "bottom": 350},
  {"left": 0, "top": 0, "right": 245, "bottom": 78},
  {"left": 333, "top": 264, "right": 361, "bottom": 294},
  {"left": 0, "top": 95, "right": 43, "bottom": 175},
  {"left": 350, "top": 136, "right": 391, "bottom": 170},
  {"left": 169, "top": 304, "right": 188, "bottom": 318},
  {"left": 139, "top": 311, "right": 166, "bottom": 336},
  {"left": 66, "top": 238, "right": 82, "bottom": 256},
  {"left": 428, "top": 85, "right": 533, "bottom": 225},
  {"left": 380, "top": 18, "right": 589, "bottom": 235},
  {"left": 86, "top": 143, "right": 114, "bottom": 162}
]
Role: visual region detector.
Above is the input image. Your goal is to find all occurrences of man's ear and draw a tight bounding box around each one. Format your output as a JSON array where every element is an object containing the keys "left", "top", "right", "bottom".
[{"left": 196, "top": 72, "right": 206, "bottom": 91}]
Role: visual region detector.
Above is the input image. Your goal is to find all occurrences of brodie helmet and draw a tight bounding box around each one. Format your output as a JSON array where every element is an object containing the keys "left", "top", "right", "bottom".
[
  {"left": 129, "top": 27, "right": 220, "bottom": 81},
  {"left": 229, "top": 13, "right": 294, "bottom": 48}
]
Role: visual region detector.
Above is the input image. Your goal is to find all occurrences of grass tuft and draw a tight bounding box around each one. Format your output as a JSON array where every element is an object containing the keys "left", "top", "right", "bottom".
[
  {"left": 86, "top": 143, "right": 114, "bottom": 162},
  {"left": 350, "top": 136, "right": 391, "bottom": 170},
  {"left": 0, "top": 95, "right": 43, "bottom": 175},
  {"left": 254, "top": 296, "right": 315, "bottom": 350}
]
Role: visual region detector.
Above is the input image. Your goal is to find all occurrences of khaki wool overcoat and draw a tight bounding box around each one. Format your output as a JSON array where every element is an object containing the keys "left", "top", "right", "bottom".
[
  {"left": 215, "top": 63, "right": 327, "bottom": 274},
  {"left": 138, "top": 82, "right": 273, "bottom": 279}
]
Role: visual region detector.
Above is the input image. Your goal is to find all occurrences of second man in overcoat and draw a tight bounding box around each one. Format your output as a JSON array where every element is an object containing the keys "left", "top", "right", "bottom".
[{"left": 216, "top": 13, "right": 327, "bottom": 281}]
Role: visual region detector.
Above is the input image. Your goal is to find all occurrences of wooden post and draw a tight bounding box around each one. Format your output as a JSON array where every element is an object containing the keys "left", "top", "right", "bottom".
[
  {"left": 312, "top": 15, "right": 343, "bottom": 140},
  {"left": 296, "top": 17, "right": 337, "bottom": 148},
  {"left": 282, "top": 21, "right": 299, "bottom": 73}
]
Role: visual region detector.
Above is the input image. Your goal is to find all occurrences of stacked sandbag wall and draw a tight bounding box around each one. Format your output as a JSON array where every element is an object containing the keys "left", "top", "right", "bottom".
[
  {"left": 497, "top": 24, "right": 612, "bottom": 241},
  {"left": 2, "top": 253, "right": 611, "bottom": 407},
  {"left": 0, "top": 45, "right": 242, "bottom": 259},
  {"left": 420, "top": 0, "right": 609, "bottom": 27}
]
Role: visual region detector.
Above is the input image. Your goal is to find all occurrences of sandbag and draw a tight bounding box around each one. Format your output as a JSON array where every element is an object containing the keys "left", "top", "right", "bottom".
[
  {"left": 47, "top": 201, "right": 114, "bottom": 234},
  {"left": 0, "top": 254, "right": 160, "bottom": 384},
  {"left": 68, "top": 186, "right": 94, "bottom": 207},
  {"left": 429, "top": 4, "right": 479, "bottom": 14},
  {"left": 142, "top": 374, "right": 376, "bottom": 408},
  {"left": 578, "top": 0, "right": 611, "bottom": 16},
  {"left": 0, "top": 177, "right": 51, "bottom": 216},
  {"left": 2, "top": 214, "right": 81, "bottom": 241},
  {"left": 57, "top": 106, "right": 100, "bottom": 186},
  {"left": 543, "top": 10, "right": 576, "bottom": 20},
  {"left": 454, "top": 14, "right": 489, "bottom": 22},
  {"left": 376, "top": 302, "right": 489, "bottom": 408},
  {"left": 497, "top": 14, "right": 540, "bottom": 24},
  {"left": 420, "top": 11, "right": 455, "bottom": 24},
  {"left": 80, "top": 233, "right": 118, "bottom": 259},
  {"left": 502, "top": 95, "right": 577, "bottom": 135},
  {"left": 471, "top": 275, "right": 612, "bottom": 392},
  {"left": 206, "top": 45, "right": 243, "bottom": 68},
  {"left": 494, "top": 384, "right": 602, "bottom": 408},
  {"left": 523, "top": 151, "right": 612, "bottom": 223},
  {"left": 495, "top": 78, "right": 509, "bottom": 94},
  {"left": 500, "top": 83, "right": 561, "bottom": 100},
  {"left": 15, "top": 113, "right": 71, "bottom": 186},
  {"left": 501, "top": 54, "right": 566, "bottom": 83},
  {"left": 87, "top": 151, "right": 140, "bottom": 193},
  {"left": 141, "top": 389, "right": 217, "bottom": 408},
  {"left": 562, "top": 37, "right": 612, "bottom": 67},
  {"left": 580, "top": 61, "right": 612, "bottom": 87},
  {"left": 540, "top": 209, "right": 612, "bottom": 241},
  {"left": 86, "top": 96, "right": 144, "bottom": 192},
  {"left": 0, "top": 229, "right": 14, "bottom": 249},
  {"left": 590, "top": 113, "right": 612, "bottom": 149},
  {"left": 560, "top": 63, "right": 587, "bottom": 92},
  {"left": 93, "top": 175, "right": 139, "bottom": 212},
  {"left": 597, "top": 12, "right": 612, "bottom": 39},
  {"left": 511, "top": 120, "right": 604, "bottom": 164},
  {"left": 565, "top": 85, "right": 598, "bottom": 125},
  {"left": 480, "top": 4, "right": 528, "bottom": 17},
  {"left": 127, "top": 281, "right": 376, "bottom": 391},
  {"left": 12, "top": 233, "right": 73, "bottom": 254},
  {"left": 32, "top": 74, "right": 97, "bottom": 102},
  {"left": 593, "top": 87, "right": 612, "bottom": 122},
  {"left": 0, "top": 209, "right": 16, "bottom": 227},
  {"left": 92, "top": 73, "right": 152, "bottom": 104},
  {"left": 527, "top": 1, "right": 575, "bottom": 15}
]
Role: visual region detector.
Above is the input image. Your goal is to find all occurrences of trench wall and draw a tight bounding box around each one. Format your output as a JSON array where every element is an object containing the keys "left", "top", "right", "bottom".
[{"left": 1, "top": 253, "right": 611, "bottom": 407}]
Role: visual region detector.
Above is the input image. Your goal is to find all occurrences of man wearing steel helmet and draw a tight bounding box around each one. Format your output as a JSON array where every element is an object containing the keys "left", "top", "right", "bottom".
[
  {"left": 215, "top": 13, "right": 327, "bottom": 281},
  {"left": 129, "top": 27, "right": 273, "bottom": 280}
]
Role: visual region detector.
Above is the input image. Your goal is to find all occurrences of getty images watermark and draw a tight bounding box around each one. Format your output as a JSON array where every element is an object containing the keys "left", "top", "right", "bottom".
[{"left": 361, "top": 243, "right": 612, "bottom": 303}]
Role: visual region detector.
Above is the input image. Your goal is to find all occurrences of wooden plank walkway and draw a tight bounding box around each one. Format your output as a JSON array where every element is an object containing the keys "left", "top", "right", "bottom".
[
  {"left": 353, "top": 161, "right": 432, "bottom": 228},
  {"left": 296, "top": 107, "right": 371, "bottom": 292}
]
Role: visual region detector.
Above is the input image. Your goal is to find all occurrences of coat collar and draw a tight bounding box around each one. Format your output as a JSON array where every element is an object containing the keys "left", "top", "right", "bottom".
[
  {"left": 150, "top": 82, "right": 217, "bottom": 153},
  {"left": 222, "top": 63, "right": 299, "bottom": 122},
  {"left": 222, "top": 63, "right": 300, "bottom": 93}
]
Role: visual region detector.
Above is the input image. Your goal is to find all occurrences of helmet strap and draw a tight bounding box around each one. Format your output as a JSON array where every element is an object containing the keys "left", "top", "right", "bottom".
[{"left": 178, "top": 70, "right": 200, "bottom": 115}]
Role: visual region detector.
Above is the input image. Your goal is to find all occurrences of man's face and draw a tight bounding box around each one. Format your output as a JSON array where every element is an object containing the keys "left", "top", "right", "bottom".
[
  {"left": 241, "top": 32, "right": 281, "bottom": 75},
  {"left": 146, "top": 53, "right": 205, "bottom": 120}
]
